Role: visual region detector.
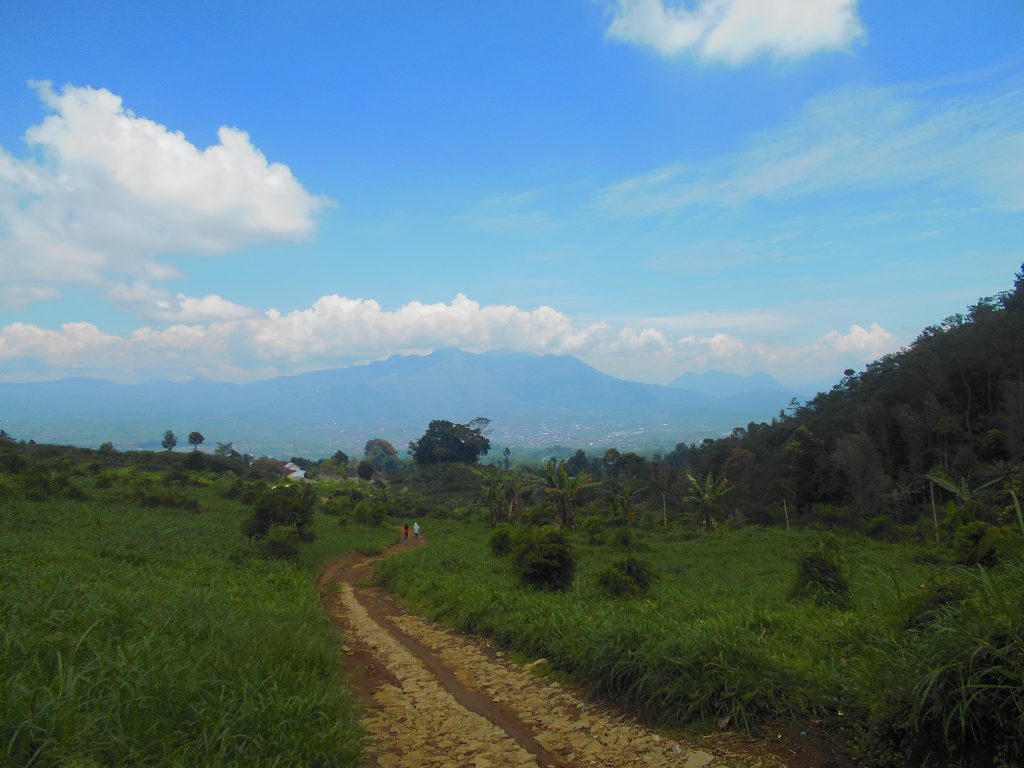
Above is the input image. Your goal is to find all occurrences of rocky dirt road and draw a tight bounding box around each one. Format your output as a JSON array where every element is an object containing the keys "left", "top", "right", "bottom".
[{"left": 317, "top": 537, "right": 796, "bottom": 768}]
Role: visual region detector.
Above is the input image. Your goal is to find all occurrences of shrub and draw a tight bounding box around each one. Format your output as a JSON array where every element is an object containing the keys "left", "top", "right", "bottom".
[
  {"left": 791, "top": 542, "right": 850, "bottom": 609},
  {"left": 580, "top": 517, "right": 605, "bottom": 545},
  {"left": 243, "top": 484, "right": 316, "bottom": 539},
  {"left": 979, "top": 525, "right": 1024, "bottom": 565},
  {"left": 489, "top": 524, "right": 513, "bottom": 556},
  {"left": 952, "top": 521, "right": 1022, "bottom": 566},
  {"left": 610, "top": 526, "right": 635, "bottom": 550},
  {"left": 352, "top": 496, "right": 387, "bottom": 525},
  {"left": 864, "top": 515, "right": 897, "bottom": 541},
  {"left": 595, "top": 557, "right": 656, "bottom": 598},
  {"left": 512, "top": 526, "right": 574, "bottom": 590},
  {"left": 262, "top": 524, "right": 301, "bottom": 560},
  {"left": 521, "top": 504, "right": 554, "bottom": 527},
  {"left": 892, "top": 571, "right": 970, "bottom": 629},
  {"left": 862, "top": 571, "right": 1024, "bottom": 767}
]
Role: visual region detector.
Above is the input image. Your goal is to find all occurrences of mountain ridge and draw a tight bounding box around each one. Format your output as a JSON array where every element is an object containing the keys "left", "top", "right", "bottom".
[{"left": 0, "top": 349, "right": 801, "bottom": 457}]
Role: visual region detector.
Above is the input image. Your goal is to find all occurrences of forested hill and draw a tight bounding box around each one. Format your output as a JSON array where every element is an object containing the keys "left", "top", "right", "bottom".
[{"left": 682, "top": 264, "right": 1024, "bottom": 521}]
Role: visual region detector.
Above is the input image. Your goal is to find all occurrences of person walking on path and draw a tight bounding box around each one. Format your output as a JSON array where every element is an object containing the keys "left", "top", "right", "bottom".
[
  {"left": 413, "top": 521, "right": 420, "bottom": 539},
  {"left": 403, "top": 523, "right": 410, "bottom": 540}
]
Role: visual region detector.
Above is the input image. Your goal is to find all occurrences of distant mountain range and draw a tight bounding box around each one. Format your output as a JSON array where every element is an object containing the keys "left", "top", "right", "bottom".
[{"left": 0, "top": 349, "right": 831, "bottom": 458}]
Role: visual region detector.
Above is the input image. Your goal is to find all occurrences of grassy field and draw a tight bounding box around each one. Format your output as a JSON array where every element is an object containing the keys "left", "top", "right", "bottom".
[
  {"left": 0, "top": 477, "right": 394, "bottom": 768},
  {"left": 375, "top": 520, "right": 1024, "bottom": 764}
]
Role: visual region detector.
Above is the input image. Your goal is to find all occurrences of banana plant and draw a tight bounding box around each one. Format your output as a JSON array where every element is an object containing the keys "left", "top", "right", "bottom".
[
  {"left": 924, "top": 468, "right": 1002, "bottom": 527},
  {"left": 684, "top": 470, "right": 731, "bottom": 529},
  {"left": 544, "top": 459, "right": 597, "bottom": 530}
]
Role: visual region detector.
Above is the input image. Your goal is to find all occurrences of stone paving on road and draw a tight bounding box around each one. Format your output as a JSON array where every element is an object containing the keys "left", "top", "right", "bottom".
[{"left": 322, "top": 543, "right": 785, "bottom": 768}]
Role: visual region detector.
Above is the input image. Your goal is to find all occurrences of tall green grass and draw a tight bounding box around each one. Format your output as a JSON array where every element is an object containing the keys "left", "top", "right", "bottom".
[
  {"left": 0, "top": 490, "right": 393, "bottom": 767},
  {"left": 375, "top": 521, "right": 1011, "bottom": 748}
]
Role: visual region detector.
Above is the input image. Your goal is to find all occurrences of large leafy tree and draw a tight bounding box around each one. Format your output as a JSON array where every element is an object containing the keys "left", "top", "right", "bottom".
[
  {"left": 409, "top": 417, "right": 491, "bottom": 465},
  {"left": 363, "top": 438, "right": 398, "bottom": 473},
  {"left": 161, "top": 430, "right": 177, "bottom": 451},
  {"left": 188, "top": 431, "right": 205, "bottom": 451}
]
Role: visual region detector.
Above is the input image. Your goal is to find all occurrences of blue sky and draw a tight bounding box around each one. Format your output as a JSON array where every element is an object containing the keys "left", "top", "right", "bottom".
[{"left": 0, "top": 0, "right": 1021, "bottom": 385}]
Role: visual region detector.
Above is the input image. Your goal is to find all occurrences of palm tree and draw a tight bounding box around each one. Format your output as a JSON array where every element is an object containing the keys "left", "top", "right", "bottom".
[
  {"left": 544, "top": 459, "right": 597, "bottom": 530},
  {"left": 684, "top": 470, "right": 731, "bottom": 529}
]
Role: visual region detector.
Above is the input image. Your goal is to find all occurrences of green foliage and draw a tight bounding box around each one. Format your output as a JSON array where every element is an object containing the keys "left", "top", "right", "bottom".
[
  {"left": 580, "top": 517, "right": 606, "bottom": 545},
  {"left": 684, "top": 469, "right": 731, "bottom": 529},
  {"left": 543, "top": 459, "right": 597, "bottom": 530},
  {"left": 953, "top": 521, "right": 1024, "bottom": 567},
  {"left": 675, "top": 264, "right": 1024, "bottom": 537},
  {"left": 242, "top": 484, "right": 316, "bottom": 558},
  {"left": 363, "top": 438, "right": 398, "bottom": 473},
  {"left": 376, "top": 523, "right": 941, "bottom": 736},
  {"left": 890, "top": 571, "right": 970, "bottom": 630},
  {"left": 791, "top": 540, "right": 850, "bottom": 609},
  {"left": 409, "top": 417, "right": 491, "bottom": 465},
  {"left": 356, "top": 459, "right": 374, "bottom": 481},
  {"left": 0, "top": 494, "right": 376, "bottom": 767},
  {"left": 488, "top": 523, "right": 513, "bottom": 556},
  {"left": 351, "top": 485, "right": 389, "bottom": 526},
  {"left": 859, "top": 565, "right": 1024, "bottom": 767},
  {"left": 594, "top": 556, "right": 655, "bottom": 598},
  {"left": 609, "top": 525, "right": 636, "bottom": 550},
  {"left": 511, "top": 525, "right": 574, "bottom": 590},
  {"left": 161, "top": 429, "right": 176, "bottom": 451}
]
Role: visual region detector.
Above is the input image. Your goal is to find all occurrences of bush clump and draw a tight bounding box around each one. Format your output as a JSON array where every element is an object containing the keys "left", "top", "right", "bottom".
[
  {"left": 242, "top": 484, "right": 316, "bottom": 558},
  {"left": 954, "top": 521, "right": 1024, "bottom": 567},
  {"left": 892, "top": 571, "right": 970, "bottom": 629},
  {"left": 512, "top": 526, "right": 574, "bottom": 590},
  {"left": 791, "top": 541, "right": 850, "bottom": 608},
  {"left": 580, "top": 517, "right": 605, "bottom": 545},
  {"left": 595, "top": 556, "right": 656, "bottom": 598},
  {"left": 861, "top": 573, "right": 1024, "bottom": 768},
  {"left": 489, "top": 523, "right": 514, "bottom": 556}
]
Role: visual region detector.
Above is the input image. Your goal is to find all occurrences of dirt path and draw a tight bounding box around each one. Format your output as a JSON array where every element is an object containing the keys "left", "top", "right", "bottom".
[{"left": 317, "top": 535, "right": 819, "bottom": 768}]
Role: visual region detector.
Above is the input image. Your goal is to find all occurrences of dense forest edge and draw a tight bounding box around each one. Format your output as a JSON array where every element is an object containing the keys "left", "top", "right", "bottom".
[{"left": 1, "top": 265, "right": 1023, "bottom": 767}]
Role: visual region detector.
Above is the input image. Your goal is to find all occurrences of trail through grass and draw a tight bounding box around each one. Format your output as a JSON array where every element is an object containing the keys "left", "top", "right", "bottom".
[{"left": 374, "top": 520, "right": 1022, "bottom": 756}]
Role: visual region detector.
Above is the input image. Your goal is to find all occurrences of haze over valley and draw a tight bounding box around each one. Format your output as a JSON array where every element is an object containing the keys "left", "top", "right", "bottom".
[{"left": 0, "top": 349, "right": 816, "bottom": 456}]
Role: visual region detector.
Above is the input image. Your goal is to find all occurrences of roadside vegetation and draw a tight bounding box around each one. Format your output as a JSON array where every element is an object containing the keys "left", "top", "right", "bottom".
[
  {"left": 376, "top": 518, "right": 1023, "bottom": 767},
  {"left": 3, "top": 264, "right": 1024, "bottom": 766},
  {"left": 0, "top": 439, "right": 394, "bottom": 768}
]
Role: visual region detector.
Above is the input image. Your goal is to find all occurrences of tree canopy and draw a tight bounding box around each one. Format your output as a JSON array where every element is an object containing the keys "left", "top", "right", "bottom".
[
  {"left": 674, "top": 262, "right": 1024, "bottom": 529},
  {"left": 161, "top": 430, "right": 177, "bottom": 451},
  {"left": 409, "top": 417, "right": 491, "bottom": 465},
  {"left": 364, "top": 438, "right": 398, "bottom": 472}
]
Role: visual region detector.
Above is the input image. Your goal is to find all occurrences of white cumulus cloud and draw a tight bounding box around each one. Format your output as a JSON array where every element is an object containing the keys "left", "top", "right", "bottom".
[
  {"left": 0, "top": 82, "right": 327, "bottom": 309},
  {"left": 607, "top": 0, "right": 865, "bottom": 63},
  {"left": 0, "top": 291, "right": 902, "bottom": 386}
]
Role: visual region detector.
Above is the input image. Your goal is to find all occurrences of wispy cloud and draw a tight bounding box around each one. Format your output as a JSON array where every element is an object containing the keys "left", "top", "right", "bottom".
[
  {"left": 595, "top": 81, "right": 1024, "bottom": 216},
  {"left": 606, "top": 0, "right": 865, "bottom": 64},
  {"left": 0, "top": 82, "right": 328, "bottom": 310},
  {"left": 455, "top": 191, "right": 556, "bottom": 235}
]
